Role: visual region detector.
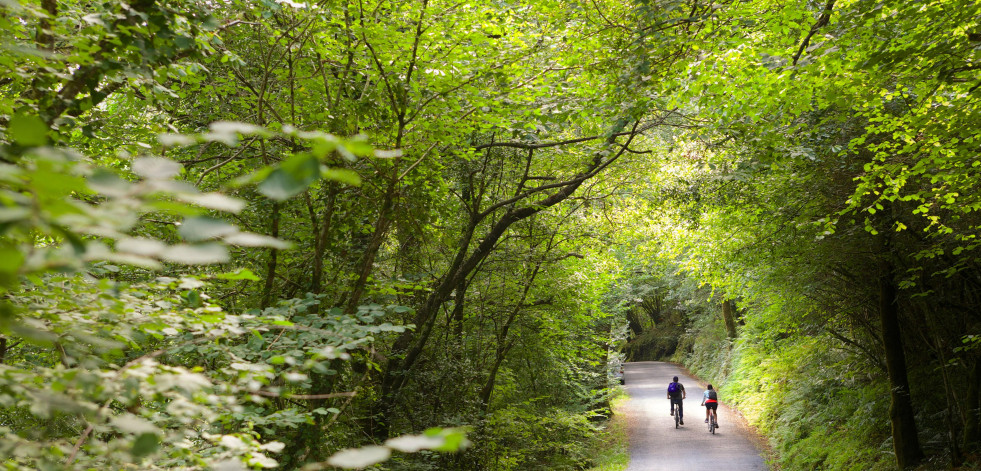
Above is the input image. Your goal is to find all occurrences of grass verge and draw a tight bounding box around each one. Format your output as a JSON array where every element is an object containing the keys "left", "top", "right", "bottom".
[{"left": 586, "top": 390, "right": 630, "bottom": 471}]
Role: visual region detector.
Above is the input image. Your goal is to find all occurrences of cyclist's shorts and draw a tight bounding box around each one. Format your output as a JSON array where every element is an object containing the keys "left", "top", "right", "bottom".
[{"left": 704, "top": 402, "right": 718, "bottom": 411}]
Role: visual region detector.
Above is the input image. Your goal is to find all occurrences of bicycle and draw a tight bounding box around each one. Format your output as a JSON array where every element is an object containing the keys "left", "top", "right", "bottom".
[
  {"left": 671, "top": 399, "right": 682, "bottom": 428},
  {"left": 708, "top": 407, "right": 717, "bottom": 434}
]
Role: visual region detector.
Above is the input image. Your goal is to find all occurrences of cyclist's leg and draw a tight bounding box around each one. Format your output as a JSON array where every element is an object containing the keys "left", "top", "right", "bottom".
[{"left": 677, "top": 398, "right": 684, "bottom": 420}]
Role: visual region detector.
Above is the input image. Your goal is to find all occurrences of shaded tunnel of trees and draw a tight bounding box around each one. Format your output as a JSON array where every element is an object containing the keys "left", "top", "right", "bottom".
[{"left": 1, "top": 0, "right": 979, "bottom": 470}]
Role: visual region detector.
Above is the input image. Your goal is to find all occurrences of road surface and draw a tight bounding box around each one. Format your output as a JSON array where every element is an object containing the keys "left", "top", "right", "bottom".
[{"left": 622, "top": 361, "right": 768, "bottom": 471}]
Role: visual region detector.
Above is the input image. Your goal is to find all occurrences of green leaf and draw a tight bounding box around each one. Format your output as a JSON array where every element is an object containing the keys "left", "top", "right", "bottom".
[
  {"left": 258, "top": 154, "right": 320, "bottom": 201},
  {"left": 131, "top": 433, "right": 160, "bottom": 458},
  {"left": 148, "top": 200, "right": 205, "bottom": 216},
  {"left": 385, "top": 433, "right": 444, "bottom": 453},
  {"left": 179, "top": 217, "right": 238, "bottom": 242},
  {"left": 8, "top": 113, "right": 48, "bottom": 146},
  {"left": 116, "top": 237, "right": 167, "bottom": 257},
  {"left": 132, "top": 157, "right": 183, "bottom": 180},
  {"left": 338, "top": 139, "right": 374, "bottom": 158},
  {"left": 88, "top": 169, "right": 132, "bottom": 198},
  {"left": 160, "top": 243, "right": 230, "bottom": 264},
  {"left": 0, "top": 245, "right": 24, "bottom": 289},
  {"left": 207, "top": 121, "right": 267, "bottom": 145},
  {"left": 111, "top": 414, "right": 159, "bottom": 434},
  {"left": 424, "top": 427, "right": 471, "bottom": 452},
  {"left": 326, "top": 446, "right": 391, "bottom": 469},
  {"left": 230, "top": 166, "right": 274, "bottom": 188},
  {"left": 222, "top": 232, "right": 292, "bottom": 249},
  {"left": 0, "top": 207, "right": 30, "bottom": 223},
  {"left": 200, "top": 14, "right": 220, "bottom": 31},
  {"left": 174, "top": 35, "right": 194, "bottom": 49},
  {"left": 177, "top": 192, "right": 246, "bottom": 213},
  {"left": 10, "top": 324, "right": 58, "bottom": 347},
  {"left": 311, "top": 137, "right": 337, "bottom": 158},
  {"left": 322, "top": 168, "right": 362, "bottom": 186},
  {"left": 215, "top": 268, "right": 261, "bottom": 281}
]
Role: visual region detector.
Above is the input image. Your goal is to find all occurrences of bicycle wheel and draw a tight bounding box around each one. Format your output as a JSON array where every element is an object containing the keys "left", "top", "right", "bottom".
[
  {"left": 709, "top": 412, "right": 716, "bottom": 434},
  {"left": 674, "top": 407, "right": 679, "bottom": 428}
]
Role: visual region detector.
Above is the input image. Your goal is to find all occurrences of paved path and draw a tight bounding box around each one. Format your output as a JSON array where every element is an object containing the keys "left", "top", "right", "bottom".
[{"left": 623, "top": 361, "right": 768, "bottom": 471}]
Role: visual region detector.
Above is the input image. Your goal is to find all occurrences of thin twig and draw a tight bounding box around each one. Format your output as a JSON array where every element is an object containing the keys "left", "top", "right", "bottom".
[
  {"left": 397, "top": 141, "right": 440, "bottom": 181},
  {"left": 196, "top": 136, "right": 259, "bottom": 185},
  {"left": 253, "top": 390, "right": 357, "bottom": 400},
  {"left": 218, "top": 20, "right": 261, "bottom": 31}
]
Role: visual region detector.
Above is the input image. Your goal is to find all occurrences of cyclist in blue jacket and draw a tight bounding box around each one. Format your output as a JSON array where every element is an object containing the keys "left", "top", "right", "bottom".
[{"left": 667, "top": 376, "right": 686, "bottom": 424}]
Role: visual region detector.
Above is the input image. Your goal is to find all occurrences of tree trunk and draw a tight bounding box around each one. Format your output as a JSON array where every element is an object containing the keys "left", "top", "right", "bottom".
[
  {"left": 260, "top": 202, "right": 281, "bottom": 309},
  {"left": 478, "top": 261, "right": 542, "bottom": 409},
  {"left": 375, "top": 201, "right": 566, "bottom": 438},
  {"left": 935, "top": 331, "right": 963, "bottom": 466},
  {"left": 879, "top": 259, "right": 924, "bottom": 469},
  {"left": 479, "top": 340, "right": 514, "bottom": 411},
  {"left": 37, "top": 0, "right": 57, "bottom": 51},
  {"left": 451, "top": 279, "right": 468, "bottom": 340},
  {"left": 964, "top": 357, "right": 980, "bottom": 448},
  {"left": 722, "top": 298, "right": 738, "bottom": 340},
  {"left": 372, "top": 123, "right": 642, "bottom": 438},
  {"left": 626, "top": 306, "right": 644, "bottom": 338},
  {"left": 309, "top": 184, "right": 339, "bottom": 294},
  {"left": 344, "top": 179, "right": 396, "bottom": 314}
]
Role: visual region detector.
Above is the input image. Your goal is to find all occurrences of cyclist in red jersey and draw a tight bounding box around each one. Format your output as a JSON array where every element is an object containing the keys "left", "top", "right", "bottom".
[{"left": 702, "top": 383, "right": 719, "bottom": 427}]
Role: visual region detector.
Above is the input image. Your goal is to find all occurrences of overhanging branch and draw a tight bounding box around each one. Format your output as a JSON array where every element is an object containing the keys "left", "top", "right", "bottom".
[{"left": 792, "top": 0, "right": 836, "bottom": 66}]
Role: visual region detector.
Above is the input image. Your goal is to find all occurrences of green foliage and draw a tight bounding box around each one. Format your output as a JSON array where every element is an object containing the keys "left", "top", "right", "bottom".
[
  {"left": 591, "top": 3, "right": 981, "bottom": 469},
  {"left": 474, "top": 406, "right": 600, "bottom": 471},
  {"left": 3, "top": 274, "right": 270, "bottom": 468},
  {"left": 3, "top": 0, "right": 641, "bottom": 467},
  {"left": 584, "top": 393, "right": 629, "bottom": 471},
  {"left": 722, "top": 335, "right": 894, "bottom": 471},
  {"left": 0, "top": 23, "right": 463, "bottom": 465},
  {"left": 5, "top": 0, "right": 978, "bottom": 468}
]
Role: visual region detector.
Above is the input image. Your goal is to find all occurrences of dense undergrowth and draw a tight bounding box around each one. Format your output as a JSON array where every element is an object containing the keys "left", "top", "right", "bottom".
[
  {"left": 676, "top": 303, "right": 979, "bottom": 471},
  {"left": 585, "top": 393, "right": 629, "bottom": 471}
]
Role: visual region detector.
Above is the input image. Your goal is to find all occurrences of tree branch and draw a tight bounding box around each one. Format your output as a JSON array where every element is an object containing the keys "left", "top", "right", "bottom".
[
  {"left": 474, "top": 120, "right": 658, "bottom": 219},
  {"left": 827, "top": 327, "right": 886, "bottom": 372},
  {"left": 253, "top": 390, "right": 356, "bottom": 400},
  {"left": 792, "top": 0, "right": 836, "bottom": 66}
]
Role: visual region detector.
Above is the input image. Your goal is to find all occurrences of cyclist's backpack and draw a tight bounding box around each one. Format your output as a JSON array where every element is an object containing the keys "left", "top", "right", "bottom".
[
  {"left": 707, "top": 390, "right": 718, "bottom": 400},
  {"left": 668, "top": 382, "right": 680, "bottom": 395}
]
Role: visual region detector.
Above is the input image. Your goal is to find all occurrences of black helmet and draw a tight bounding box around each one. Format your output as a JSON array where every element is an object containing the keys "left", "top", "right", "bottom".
[{"left": 673, "top": 376, "right": 679, "bottom": 382}]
